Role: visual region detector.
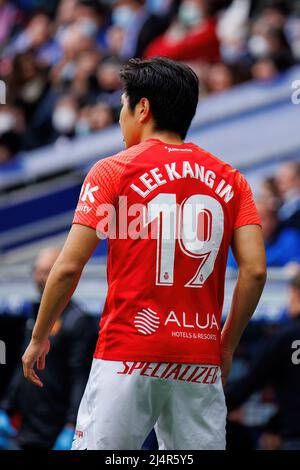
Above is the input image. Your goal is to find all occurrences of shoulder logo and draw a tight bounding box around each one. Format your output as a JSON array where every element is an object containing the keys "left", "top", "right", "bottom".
[
  {"left": 80, "top": 183, "right": 99, "bottom": 203},
  {"left": 134, "top": 308, "right": 160, "bottom": 336}
]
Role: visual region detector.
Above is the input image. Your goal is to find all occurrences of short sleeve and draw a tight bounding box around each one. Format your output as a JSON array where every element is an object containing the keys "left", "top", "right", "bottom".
[
  {"left": 234, "top": 173, "right": 261, "bottom": 230},
  {"left": 73, "top": 159, "right": 118, "bottom": 230}
]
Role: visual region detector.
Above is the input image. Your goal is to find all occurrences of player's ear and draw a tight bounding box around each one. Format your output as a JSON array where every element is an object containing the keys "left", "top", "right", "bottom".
[{"left": 138, "top": 97, "right": 151, "bottom": 124}]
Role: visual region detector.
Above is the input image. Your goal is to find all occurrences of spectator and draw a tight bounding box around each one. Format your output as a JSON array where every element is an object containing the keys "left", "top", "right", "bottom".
[
  {"left": 0, "top": 106, "right": 24, "bottom": 162},
  {"left": 204, "top": 62, "right": 236, "bottom": 93},
  {"left": 51, "top": 23, "right": 96, "bottom": 91},
  {"left": 110, "top": 0, "right": 149, "bottom": 59},
  {"left": 255, "top": 198, "right": 300, "bottom": 267},
  {"left": 69, "top": 49, "right": 102, "bottom": 104},
  {"left": 109, "top": 0, "right": 177, "bottom": 59},
  {"left": 276, "top": 162, "right": 300, "bottom": 231},
  {"left": 251, "top": 55, "right": 282, "bottom": 81},
  {"left": 248, "top": 21, "right": 294, "bottom": 67},
  {"left": 0, "top": 0, "right": 299, "bottom": 161},
  {"left": 0, "top": 247, "right": 97, "bottom": 450},
  {"left": 94, "top": 57, "right": 123, "bottom": 113},
  {"left": 7, "top": 52, "right": 49, "bottom": 121},
  {"left": 88, "top": 102, "right": 114, "bottom": 131},
  {"left": 226, "top": 268, "right": 300, "bottom": 450},
  {"left": 51, "top": 94, "right": 79, "bottom": 141},
  {"left": 144, "top": 0, "right": 223, "bottom": 63},
  {"left": 4, "top": 11, "right": 52, "bottom": 59},
  {"left": 228, "top": 198, "right": 300, "bottom": 268},
  {"left": 259, "top": 176, "right": 281, "bottom": 209},
  {"left": 134, "top": 0, "right": 179, "bottom": 57}
]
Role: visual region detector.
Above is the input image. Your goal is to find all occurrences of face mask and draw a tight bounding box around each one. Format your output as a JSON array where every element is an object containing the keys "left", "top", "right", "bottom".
[
  {"left": 112, "top": 6, "right": 135, "bottom": 28},
  {"left": 248, "top": 35, "right": 271, "bottom": 58},
  {"left": 61, "top": 62, "right": 76, "bottom": 82},
  {"left": 78, "top": 19, "right": 98, "bottom": 37},
  {"left": 75, "top": 120, "right": 91, "bottom": 136},
  {"left": 178, "top": 3, "right": 203, "bottom": 28},
  {"left": 20, "top": 78, "right": 44, "bottom": 103},
  {"left": 0, "top": 112, "right": 16, "bottom": 135},
  {"left": 52, "top": 107, "right": 77, "bottom": 134}
]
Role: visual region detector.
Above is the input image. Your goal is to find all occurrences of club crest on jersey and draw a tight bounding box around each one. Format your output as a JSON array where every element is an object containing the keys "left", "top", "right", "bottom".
[{"left": 133, "top": 308, "right": 160, "bottom": 336}]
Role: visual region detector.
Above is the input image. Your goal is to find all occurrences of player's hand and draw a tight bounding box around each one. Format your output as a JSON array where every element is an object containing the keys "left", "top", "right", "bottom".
[
  {"left": 22, "top": 338, "right": 50, "bottom": 388},
  {"left": 220, "top": 347, "right": 233, "bottom": 387}
]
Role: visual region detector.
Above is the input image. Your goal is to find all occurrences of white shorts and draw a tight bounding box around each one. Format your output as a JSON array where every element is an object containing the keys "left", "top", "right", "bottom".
[{"left": 72, "top": 359, "right": 227, "bottom": 450}]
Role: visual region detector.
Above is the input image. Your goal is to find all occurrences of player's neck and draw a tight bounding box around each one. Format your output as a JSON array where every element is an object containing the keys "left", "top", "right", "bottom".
[{"left": 140, "top": 129, "right": 184, "bottom": 146}]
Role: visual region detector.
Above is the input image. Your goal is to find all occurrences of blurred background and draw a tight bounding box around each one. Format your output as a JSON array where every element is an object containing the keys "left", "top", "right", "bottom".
[{"left": 0, "top": 0, "right": 300, "bottom": 451}]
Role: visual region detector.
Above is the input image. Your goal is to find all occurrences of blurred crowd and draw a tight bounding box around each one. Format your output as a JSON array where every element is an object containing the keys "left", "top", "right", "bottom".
[
  {"left": 0, "top": 0, "right": 300, "bottom": 163},
  {"left": 228, "top": 160, "right": 300, "bottom": 269}
]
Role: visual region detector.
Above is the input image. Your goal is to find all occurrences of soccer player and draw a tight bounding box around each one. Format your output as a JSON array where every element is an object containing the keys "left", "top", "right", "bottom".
[{"left": 22, "top": 57, "right": 266, "bottom": 450}]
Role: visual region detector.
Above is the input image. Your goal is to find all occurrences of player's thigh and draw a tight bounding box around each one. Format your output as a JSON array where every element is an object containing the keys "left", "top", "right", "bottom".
[
  {"left": 72, "top": 359, "right": 169, "bottom": 450},
  {"left": 156, "top": 365, "right": 227, "bottom": 450}
]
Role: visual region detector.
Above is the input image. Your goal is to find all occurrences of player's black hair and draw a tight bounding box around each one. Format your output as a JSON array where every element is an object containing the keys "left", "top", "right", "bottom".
[{"left": 119, "top": 57, "right": 199, "bottom": 140}]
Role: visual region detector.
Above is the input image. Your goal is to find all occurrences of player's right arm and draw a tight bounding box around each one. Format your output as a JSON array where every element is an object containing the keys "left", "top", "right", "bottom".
[
  {"left": 22, "top": 224, "right": 100, "bottom": 387},
  {"left": 22, "top": 158, "right": 118, "bottom": 387}
]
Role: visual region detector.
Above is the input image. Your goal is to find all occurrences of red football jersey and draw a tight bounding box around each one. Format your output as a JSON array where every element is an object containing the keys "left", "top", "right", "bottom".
[{"left": 73, "top": 138, "right": 261, "bottom": 365}]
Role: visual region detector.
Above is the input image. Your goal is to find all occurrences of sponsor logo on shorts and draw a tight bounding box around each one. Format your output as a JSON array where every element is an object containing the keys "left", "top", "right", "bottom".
[
  {"left": 133, "top": 308, "right": 160, "bottom": 336},
  {"left": 117, "top": 361, "right": 219, "bottom": 384},
  {"left": 75, "top": 430, "right": 84, "bottom": 438}
]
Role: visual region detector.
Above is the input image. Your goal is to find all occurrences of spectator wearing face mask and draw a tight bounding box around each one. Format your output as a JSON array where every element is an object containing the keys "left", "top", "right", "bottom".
[
  {"left": 51, "top": 95, "right": 79, "bottom": 141},
  {"left": 134, "top": 0, "right": 180, "bottom": 58},
  {"left": 109, "top": 0, "right": 150, "bottom": 59},
  {"left": 248, "top": 17, "right": 294, "bottom": 69},
  {"left": 144, "top": 0, "right": 231, "bottom": 63},
  {"left": 73, "top": 0, "right": 109, "bottom": 50}
]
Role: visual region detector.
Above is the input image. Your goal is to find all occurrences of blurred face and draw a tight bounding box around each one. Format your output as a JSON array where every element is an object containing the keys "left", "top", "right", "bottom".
[
  {"left": 89, "top": 104, "right": 113, "bottom": 131},
  {"left": 97, "top": 63, "right": 121, "bottom": 91},
  {"left": 52, "top": 96, "right": 78, "bottom": 134},
  {"left": 262, "top": 7, "right": 287, "bottom": 29},
  {"left": 56, "top": 0, "right": 77, "bottom": 26},
  {"left": 28, "top": 14, "right": 51, "bottom": 47},
  {"left": 178, "top": 0, "right": 205, "bottom": 28},
  {"left": 34, "top": 249, "right": 60, "bottom": 293},
  {"left": 276, "top": 164, "right": 298, "bottom": 198},
  {"left": 288, "top": 286, "right": 300, "bottom": 318},
  {"left": 252, "top": 58, "right": 278, "bottom": 81},
  {"left": 257, "top": 202, "right": 278, "bottom": 241},
  {"left": 207, "top": 63, "right": 233, "bottom": 93}
]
